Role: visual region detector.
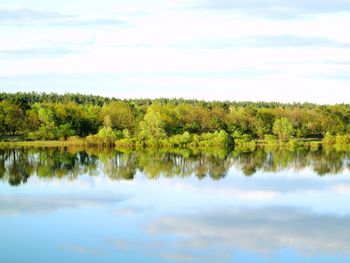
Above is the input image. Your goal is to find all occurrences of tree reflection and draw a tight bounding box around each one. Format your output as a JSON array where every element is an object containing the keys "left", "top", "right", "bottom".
[
  {"left": 312, "top": 150, "right": 345, "bottom": 175},
  {"left": 36, "top": 148, "right": 98, "bottom": 180},
  {"left": 104, "top": 153, "right": 137, "bottom": 180},
  {"left": 0, "top": 146, "right": 349, "bottom": 185}
]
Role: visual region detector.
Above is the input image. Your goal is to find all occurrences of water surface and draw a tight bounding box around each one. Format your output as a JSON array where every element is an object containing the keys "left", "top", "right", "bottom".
[{"left": 1, "top": 147, "right": 350, "bottom": 263}]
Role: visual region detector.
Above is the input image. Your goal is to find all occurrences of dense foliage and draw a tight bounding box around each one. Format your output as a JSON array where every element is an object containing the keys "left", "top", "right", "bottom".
[{"left": 1, "top": 92, "right": 350, "bottom": 148}]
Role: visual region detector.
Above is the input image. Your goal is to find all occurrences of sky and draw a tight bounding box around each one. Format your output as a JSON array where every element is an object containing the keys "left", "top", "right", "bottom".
[{"left": 0, "top": 0, "right": 349, "bottom": 103}]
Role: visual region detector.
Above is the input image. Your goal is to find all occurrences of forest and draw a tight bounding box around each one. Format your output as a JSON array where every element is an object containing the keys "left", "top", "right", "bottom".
[{"left": 0, "top": 92, "right": 350, "bottom": 149}]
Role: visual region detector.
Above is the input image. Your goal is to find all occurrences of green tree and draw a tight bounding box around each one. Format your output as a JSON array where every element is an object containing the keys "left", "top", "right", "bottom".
[
  {"left": 0, "top": 101, "right": 25, "bottom": 135},
  {"left": 139, "top": 106, "right": 167, "bottom": 140},
  {"left": 273, "top": 117, "right": 294, "bottom": 141},
  {"left": 100, "top": 101, "right": 135, "bottom": 132},
  {"left": 36, "top": 104, "right": 58, "bottom": 139},
  {"left": 254, "top": 108, "right": 275, "bottom": 138}
]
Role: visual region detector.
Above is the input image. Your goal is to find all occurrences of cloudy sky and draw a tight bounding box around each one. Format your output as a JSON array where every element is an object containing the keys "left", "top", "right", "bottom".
[{"left": 0, "top": 0, "right": 349, "bottom": 103}]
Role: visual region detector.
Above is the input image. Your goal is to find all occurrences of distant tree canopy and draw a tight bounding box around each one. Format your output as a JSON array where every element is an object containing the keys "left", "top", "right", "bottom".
[{"left": 0, "top": 92, "right": 350, "bottom": 143}]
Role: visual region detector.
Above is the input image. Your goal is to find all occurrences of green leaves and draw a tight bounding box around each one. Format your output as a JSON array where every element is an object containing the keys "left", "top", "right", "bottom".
[
  {"left": 0, "top": 93, "right": 350, "bottom": 145},
  {"left": 138, "top": 106, "right": 167, "bottom": 140},
  {"left": 0, "top": 101, "right": 25, "bottom": 135},
  {"left": 273, "top": 117, "right": 294, "bottom": 141}
]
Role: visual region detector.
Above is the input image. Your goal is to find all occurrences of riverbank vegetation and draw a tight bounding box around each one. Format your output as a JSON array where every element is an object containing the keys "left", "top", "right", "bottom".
[{"left": 1, "top": 92, "right": 350, "bottom": 150}]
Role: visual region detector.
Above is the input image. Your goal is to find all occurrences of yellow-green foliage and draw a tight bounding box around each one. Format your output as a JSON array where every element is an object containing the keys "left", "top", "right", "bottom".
[
  {"left": 115, "top": 130, "right": 232, "bottom": 149},
  {"left": 0, "top": 139, "right": 86, "bottom": 148},
  {"left": 86, "top": 126, "right": 118, "bottom": 146},
  {"left": 2, "top": 93, "right": 350, "bottom": 150},
  {"left": 334, "top": 134, "right": 350, "bottom": 151},
  {"left": 310, "top": 141, "right": 321, "bottom": 151},
  {"left": 264, "top": 134, "right": 278, "bottom": 145},
  {"left": 285, "top": 139, "right": 307, "bottom": 151},
  {"left": 272, "top": 117, "right": 294, "bottom": 141},
  {"left": 234, "top": 135, "right": 257, "bottom": 152},
  {"left": 335, "top": 134, "right": 350, "bottom": 145},
  {"left": 321, "top": 133, "right": 350, "bottom": 151},
  {"left": 322, "top": 132, "right": 336, "bottom": 145}
]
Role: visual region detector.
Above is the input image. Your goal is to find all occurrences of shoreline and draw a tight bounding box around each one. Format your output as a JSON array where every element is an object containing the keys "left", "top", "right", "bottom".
[{"left": 1, "top": 138, "right": 346, "bottom": 152}]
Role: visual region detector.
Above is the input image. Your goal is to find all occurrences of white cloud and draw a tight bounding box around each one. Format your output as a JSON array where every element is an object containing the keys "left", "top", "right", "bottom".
[
  {"left": 0, "top": 2, "right": 349, "bottom": 103},
  {"left": 183, "top": 0, "right": 350, "bottom": 17}
]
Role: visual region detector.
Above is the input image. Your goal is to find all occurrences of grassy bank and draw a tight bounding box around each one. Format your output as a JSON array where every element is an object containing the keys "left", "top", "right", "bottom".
[
  {"left": 0, "top": 138, "right": 87, "bottom": 148},
  {"left": 2, "top": 131, "right": 350, "bottom": 153},
  {"left": 1, "top": 136, "right": 348, "bottom": 153}
]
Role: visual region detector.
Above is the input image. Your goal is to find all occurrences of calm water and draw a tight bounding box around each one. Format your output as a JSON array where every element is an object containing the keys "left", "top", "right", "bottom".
[{"left": 1, "top": 147, "right": 350, "bottom": 263}]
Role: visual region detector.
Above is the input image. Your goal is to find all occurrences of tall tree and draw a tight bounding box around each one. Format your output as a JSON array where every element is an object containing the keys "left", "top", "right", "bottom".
[{"left": 273, "top": 117, "right": 294, "bottom": 141}]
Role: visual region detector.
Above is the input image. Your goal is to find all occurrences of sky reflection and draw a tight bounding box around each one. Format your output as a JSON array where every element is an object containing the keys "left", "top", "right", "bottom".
[{"left": 0, "top": 148, "right": 349, "bottom": 262}]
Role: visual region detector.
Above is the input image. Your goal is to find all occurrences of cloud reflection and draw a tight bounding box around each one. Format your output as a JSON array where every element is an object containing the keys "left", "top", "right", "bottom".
[
  {"left": 66, "top": 244, "right": 102, "bottom": 256},
  {"left": 0, "top": 194, "right": 127, "bottom": 215},
  {"left": 148, "top": 207, "right": 350, "bottom": 260}
]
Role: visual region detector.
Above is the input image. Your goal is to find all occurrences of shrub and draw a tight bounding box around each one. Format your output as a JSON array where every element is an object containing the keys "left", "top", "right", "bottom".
[{"left": 322, "top": 132, "right": 335, "bottom": 145}]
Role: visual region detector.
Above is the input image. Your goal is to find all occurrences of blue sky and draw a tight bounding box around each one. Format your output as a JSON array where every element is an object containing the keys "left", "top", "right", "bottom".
[{"left": 0, "top": 0, "right": 349, "bottom": 103}]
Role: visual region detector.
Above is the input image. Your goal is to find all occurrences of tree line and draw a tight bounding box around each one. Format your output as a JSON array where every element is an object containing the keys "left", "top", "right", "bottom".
[{"left": 0, "top": 92, "right": 350, "bottom": 147}]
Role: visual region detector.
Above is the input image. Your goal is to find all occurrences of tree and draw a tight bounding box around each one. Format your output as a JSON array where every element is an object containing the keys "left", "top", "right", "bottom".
[
  {"left": 138, "top": 106, "right": 167, "bottom": 140},
  {"left": 273, "top": 117, "right": 294, "bottom": 141},
  {"left": 100, "top": 101, "right": 135, "bottom": 132},
  {"left": 0, "top": 101, "right": 25, "bottom": 135},
  {"left": 254, "top": 108, "right": 275, "bottom": 138},
  {"left": 36, "top": 104, "right": 58, "bottom": 139},
  {"left": 25, "top": 109, "right": 40, "bottom": 133},
  {"left": 0, "top": 103, "right": 6, "bottom": 135}
]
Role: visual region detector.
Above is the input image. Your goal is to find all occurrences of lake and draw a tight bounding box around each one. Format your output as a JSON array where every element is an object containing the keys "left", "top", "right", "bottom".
[{"left": 0, "top": 147, "right": 350, "bottom": 263}]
